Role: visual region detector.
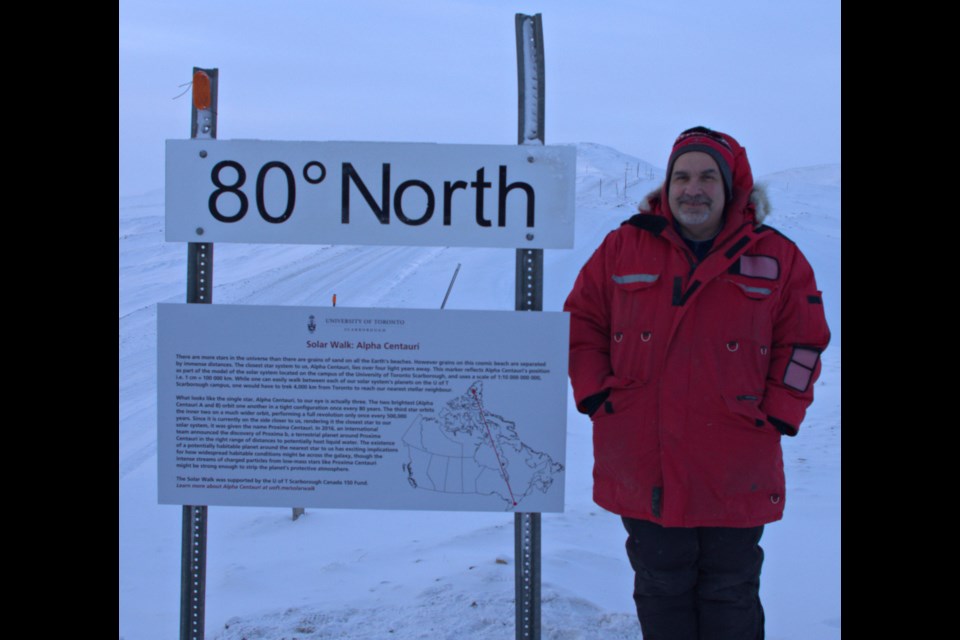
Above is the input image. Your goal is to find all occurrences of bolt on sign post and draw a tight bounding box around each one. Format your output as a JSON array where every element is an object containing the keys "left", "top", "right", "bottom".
[{"left": 515, "top": 13, "right": 544, "bottom": 640}]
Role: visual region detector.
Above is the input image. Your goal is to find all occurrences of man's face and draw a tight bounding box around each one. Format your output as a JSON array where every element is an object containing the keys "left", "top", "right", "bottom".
[{"left": 668, "top": 151, "right": 726, "bottom": 241}]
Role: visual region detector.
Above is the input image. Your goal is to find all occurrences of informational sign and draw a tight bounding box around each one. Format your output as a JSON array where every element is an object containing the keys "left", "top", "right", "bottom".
[
  {"left": 165, "top": 140, "right": 576, "bottom": 248},
  {"left": 158, "top": 304, "right": 568, "bottom": 512}
]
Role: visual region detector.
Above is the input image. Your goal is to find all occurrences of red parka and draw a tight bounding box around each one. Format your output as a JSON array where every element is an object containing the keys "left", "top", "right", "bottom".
[{"left": 564, "top": 139, "right": 830, "bottom": 528}]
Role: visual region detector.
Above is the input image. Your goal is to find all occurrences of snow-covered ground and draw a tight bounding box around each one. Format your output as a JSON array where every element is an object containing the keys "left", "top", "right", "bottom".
[{"left": 119, "top": 143, "right": 840, "bottom": 639}]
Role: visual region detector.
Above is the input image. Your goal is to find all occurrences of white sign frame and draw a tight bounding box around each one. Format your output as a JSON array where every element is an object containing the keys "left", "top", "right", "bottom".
[
  {"left": 165, "top": 140, "right": 575, "bottom": 248},
  {"left": 158, "top": 303, "right": 568, "bottom": 513}
]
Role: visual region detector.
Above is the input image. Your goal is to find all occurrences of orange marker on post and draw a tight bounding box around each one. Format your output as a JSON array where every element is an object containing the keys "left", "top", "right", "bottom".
[{"left": 192, "top": 70, "right": 211, "bottom": 111}]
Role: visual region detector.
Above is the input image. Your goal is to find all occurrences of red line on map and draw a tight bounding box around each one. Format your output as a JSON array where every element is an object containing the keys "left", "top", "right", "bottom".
[{"left": 471, "top": 388, "right": 517, "bottom": 506}]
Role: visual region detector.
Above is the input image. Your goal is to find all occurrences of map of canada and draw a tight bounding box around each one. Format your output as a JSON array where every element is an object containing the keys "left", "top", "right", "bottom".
[{"left": 401, "top": 381, "right": 563, "bottom": 509}]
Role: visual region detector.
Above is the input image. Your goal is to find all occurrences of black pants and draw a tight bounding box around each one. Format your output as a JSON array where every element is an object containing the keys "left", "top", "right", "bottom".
[{"left": 622, "top": 518, "right": 765, "bottom": 640}]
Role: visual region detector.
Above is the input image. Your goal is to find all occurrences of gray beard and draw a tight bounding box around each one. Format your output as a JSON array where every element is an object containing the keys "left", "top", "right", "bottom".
[{"left": 674, "top": 210, "right": 710, "bottom": 227}]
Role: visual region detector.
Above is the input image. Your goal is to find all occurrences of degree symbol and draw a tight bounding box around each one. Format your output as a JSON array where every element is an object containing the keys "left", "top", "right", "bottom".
[{"left": 303, "top": 161, "right": 326, "bottom": 184}]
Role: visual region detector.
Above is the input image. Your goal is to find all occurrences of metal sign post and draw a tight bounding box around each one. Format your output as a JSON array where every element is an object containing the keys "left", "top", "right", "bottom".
[
  {"left": 514, "top": 13, "right": 544, "bottom": 640},
  {"left": 181, "top": 66, "right": 217, "bottom": 640}
]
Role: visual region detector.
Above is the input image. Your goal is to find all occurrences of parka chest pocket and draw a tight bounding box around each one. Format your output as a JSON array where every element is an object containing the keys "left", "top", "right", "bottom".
[
  {"left": 717, "top": 260, "right": 782, "bottom": 352},
  {"left": 724, "top": 254, "right": 782, "bottom": 302},
  {"left": 609, "top": 271, "right": 661, "bottom": 385}
]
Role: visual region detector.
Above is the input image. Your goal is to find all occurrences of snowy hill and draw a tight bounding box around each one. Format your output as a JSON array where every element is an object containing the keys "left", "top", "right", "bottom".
[{"left": 119, "top": 143, "right": 840, "bottom": 639}]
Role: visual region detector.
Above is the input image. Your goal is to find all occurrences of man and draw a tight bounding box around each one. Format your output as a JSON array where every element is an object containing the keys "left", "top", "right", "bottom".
[{"left": 564, "top": 126, "right": 829, "bottom": 639}]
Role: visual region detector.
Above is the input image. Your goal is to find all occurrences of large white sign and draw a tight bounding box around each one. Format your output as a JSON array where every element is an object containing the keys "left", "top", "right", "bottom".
[
  {"left": 158, "top": 304, "right": 568, "bottom": 512},
  {"left": 165, "top": 140, "right": 575, "bottom": 248}
]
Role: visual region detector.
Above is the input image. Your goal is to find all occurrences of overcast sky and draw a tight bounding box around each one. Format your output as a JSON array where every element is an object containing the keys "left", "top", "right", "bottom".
[{"left": 119, "top": 0, "right": 840, "bottom": 197}]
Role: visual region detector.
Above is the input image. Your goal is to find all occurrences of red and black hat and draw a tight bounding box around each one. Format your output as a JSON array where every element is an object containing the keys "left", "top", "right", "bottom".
[{"left": 666, "top": 126, "right": 737, "bottom": 201}]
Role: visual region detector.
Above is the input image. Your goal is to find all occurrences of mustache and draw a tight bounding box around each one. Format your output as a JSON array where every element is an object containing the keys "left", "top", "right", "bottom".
[{"left": 677, "top": 195, "right": 712, "bottom": 206}]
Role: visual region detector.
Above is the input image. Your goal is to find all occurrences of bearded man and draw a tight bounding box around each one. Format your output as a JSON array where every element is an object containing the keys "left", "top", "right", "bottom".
[{"left": 564, "top": 126, "right": 830, "bottom": 639}]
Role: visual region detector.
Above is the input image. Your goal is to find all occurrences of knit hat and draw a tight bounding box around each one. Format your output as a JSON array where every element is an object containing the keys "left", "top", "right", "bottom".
[{"left": 666, "top": 126, "right": 736, "bottom": 201}]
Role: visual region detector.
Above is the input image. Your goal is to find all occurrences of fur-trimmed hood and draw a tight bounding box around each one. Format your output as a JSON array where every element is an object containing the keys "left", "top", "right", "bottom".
[
  {"left": 636, "top": 183, "right": 771, "bottom": 226},
  {"left": 638, "top": 128, "right": 770, "bottom": 230}
]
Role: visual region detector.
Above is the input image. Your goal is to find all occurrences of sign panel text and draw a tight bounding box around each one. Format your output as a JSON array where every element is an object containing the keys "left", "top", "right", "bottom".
[{"left": 158, "top": 304, "right": 568, "bottom": 512}]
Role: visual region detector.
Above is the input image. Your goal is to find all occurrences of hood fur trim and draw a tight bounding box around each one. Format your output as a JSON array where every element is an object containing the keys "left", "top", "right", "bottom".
[
  {"left": 637, "top": 183, "right": 771, "bottom": 225},
  {"left": 750, "top": 182, "right": 770, "bottom": 224},
  {"left": 637, "top": 187, "right": 661, "bottom": 214}
]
